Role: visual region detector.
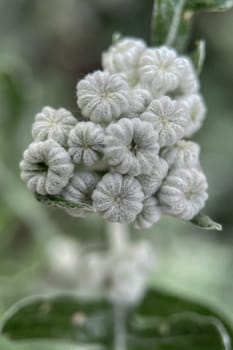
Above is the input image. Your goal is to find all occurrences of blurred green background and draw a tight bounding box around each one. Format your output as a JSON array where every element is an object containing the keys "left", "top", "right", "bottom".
[{"left": 0, "top": 0, "right": 233, "bottom": 324}]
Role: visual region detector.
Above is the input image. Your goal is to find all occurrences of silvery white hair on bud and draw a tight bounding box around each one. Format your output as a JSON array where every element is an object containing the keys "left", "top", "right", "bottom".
[
  {"left": 176, "top": 57, "right": 199, "bottom": 95},
  {"left": 137, "top": 156, "right": 168, "bottom": 196},
  {"left": 161, "top": 140, "right": 200, "bottom": 168},
  {"left": 102, "top": 37, "right": 146, "bottom": 86},
  {"left": 159, "top": 167, "right": 208, "bottom": 220},
  {"left": 32, "top": 106, "right": 77, "bottom": 147},
  {"left": 68, "top": 122, "right": 104, "bottom": 166},
  {"left": 20, "top": 140, "right": 74, "bottom": 195},
  {"left": 92, "top": 173, "right": 144, "bottom": 223},
  {"left": 179, "top": 94, "right": 206, "bottom": 137},
  {"left": 139, "top": 46, "right": 183, "bottom": 96},
  {"left": 134, "top": 197, "right": 161, "bottom": 229},
  {"left": 104, "top": 118, "right": 159, "bottom": 176},
  {"left": 77, "top": 71, "right": 130, "bottom": 124},
  {"left": 127, "top": 87, "right": 151, "bottom": 118},
  {"left": 141, "top": 96, "right": 187, "bottom": 147},
  {"left": 62, "top": 171, "right": 100, "bottom": 217}
]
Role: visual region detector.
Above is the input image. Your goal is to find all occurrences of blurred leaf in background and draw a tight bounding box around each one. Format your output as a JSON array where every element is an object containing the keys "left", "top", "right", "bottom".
[{"left": 1, "top": 287, "right": 233, "bottom": 349}]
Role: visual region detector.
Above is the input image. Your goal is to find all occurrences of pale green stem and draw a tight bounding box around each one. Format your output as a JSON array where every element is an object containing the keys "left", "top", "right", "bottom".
[
  {"left": 106, "top": 222, "right": 128, "bottom": 350},
  {"left": 150, "top": 0, "right": 158, "bottom": 46},
  {"left": 106, "top": 222, "right": 129, "bottom": 252},
  {"left": 165, "top": 0, "right": 186, "bottom": 47},
  {"left": 113, "top": 303, "right": 127, "bottom": 350}
]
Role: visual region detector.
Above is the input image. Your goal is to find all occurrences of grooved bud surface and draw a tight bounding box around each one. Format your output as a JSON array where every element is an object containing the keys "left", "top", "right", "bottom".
[
  {"left": 92, "top": 173, "right": 144, "bottom": 223},
  {"left": 20, "top": 140, "right": 74, "bottom": 195},
  {"left": 159, "top": 168, "right": 208, "bottom": 220},
  {"left": 32, "top": 106, "right": 77, "bottom": 147},
  {"left": 105, "top": 118, "right": 159, "bottom": 175},
  {"left": 77, "top": 71, "right": 130, "bottom": 124},
  {"left": 68, "top": 122, "right": 104, "bottom": 166}
]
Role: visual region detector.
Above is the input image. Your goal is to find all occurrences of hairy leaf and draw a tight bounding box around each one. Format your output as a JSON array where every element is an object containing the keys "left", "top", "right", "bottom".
[
  {"left": 151, "top": 0, "right": 232, "bottom": 51},
  {"left": 129, "top": 316, "right": 230, "bottom": 350},
  {"left": 129, "top": 288, "right": 233, "bottom": 349},
  {"left": 190, "top": 39, "right": 206, "bottom": 74},
  {"left": 0, "top": 336, "right": 103, "bottom": 350},
  {"left": 0, "top": 295, "right": 112, "bottom": 344},
  {"left": 1, "top": 289, "right": 233, "bottom": 349},
  {"left": 191, "top": 213, "right": 222, "bottom": 230},
  {"left": 151, "top": 0, "right": 192, "bottom": 51},
  {"left": 185, "top": 0, "right": 233, "bottom": 12},
  {"left": 35, "top": 193, "right": 94, "bottom": 212}
]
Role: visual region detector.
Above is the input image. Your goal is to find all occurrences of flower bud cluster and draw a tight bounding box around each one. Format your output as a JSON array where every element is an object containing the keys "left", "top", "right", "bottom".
[{"left": 20, "top": 37, "right": 208, "bottom": 228}]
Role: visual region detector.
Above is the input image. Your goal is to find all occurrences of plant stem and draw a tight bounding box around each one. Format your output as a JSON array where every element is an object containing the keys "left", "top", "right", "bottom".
[
  {"left": 106, "top": 222, "right": 128, "bottom": 350},
  {"left": 106, "top": 222, "right": 129, "bottom": 252},
  {"left": 165, "top": 0, "right": 186, "bottom": 47},
  {"left": 113, "top": 303, "right": 127, "bottom": 350},
  {"left": 150, "top": 0, "right": 158, "bottom": 46}
]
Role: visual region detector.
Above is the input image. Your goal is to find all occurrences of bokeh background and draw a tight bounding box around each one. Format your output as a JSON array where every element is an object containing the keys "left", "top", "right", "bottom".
[{"left": 0, "top": 0, "right": 233, "bottom": 323}]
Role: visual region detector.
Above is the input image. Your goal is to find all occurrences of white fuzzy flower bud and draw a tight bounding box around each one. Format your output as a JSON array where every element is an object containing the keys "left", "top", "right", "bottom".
[
  {"left": 20, "top": 140, "right": 74, "bottom": 195},
  {"left": 161, "top": 140, "right": 200, "bottom": 168},
  {"left": 176, "top": 57, "right": 199, "bottom": 95},
  {"left": 159, "top": 168, "right": 208, "bottom": 220},
  {"left": 68, "top": 122, "right": 104, "bottom": 166},
  {"left": 141, "top": 96, "right": 187, "bottom": 147},
  {"left": 107, "top": 242, "right": 155, "bottom": 304},
  {"left": 32, "top": 106, "right": 77, "bottom": 147},
  {"left": 47, "top": 236, "right": 80, "bottom": 282},
  {"left": 104, "top": 118, "right": 159, "bottom": 176},
  {"left": 179, "top": 94, "right": 206, "bottom": 137},
  {"left": 134, "top": 197, "right": 161, "bottom": 229},
  {"left": 127, "top": 87, "right": 151, "bottom": 118},
  {"left": 137, "top": 157, "right": 168, "bottom": 196},
  {"left": 62, "top": 171, "right": 99, "bottom": 217},
  {"left": 92, "top": 173, "right": 144, "bottom": 223},
  {"left": 102, "top": 37, "right": 146, "bottom": 86},
  {"left": 108, "top": 258, "right": 146, "bottom": 304},
  {"left": 77, "top": 71, "right": 130, "bottom": 124},
  {"left": 139, "top": 47, "right": 183, "bottom": 95}
]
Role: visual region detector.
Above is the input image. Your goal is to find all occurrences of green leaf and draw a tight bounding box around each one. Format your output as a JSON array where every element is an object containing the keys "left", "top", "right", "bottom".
[
  {"left": 151, "top": 0, "right": 175, "bottom": 46},
  {"left": 151, "top": 0, "right": 232, "bottom": 51},
  {"left": 0, "top": 295, "right": 113, "bottom": 344},
  {"left": 1, "top": 289, "right": 233, "bottom": 349},
  {"left": 129, "top": 314, "right": 230, "bottom": 350},
  {"left": 151, "top": 0, "right": 193, "bottom": 52},
  {"left": 35, "top": 193, "right": 94, "bottom": 212},
  {"left": 191, "top": 213, "right": 222, "bottom": 230},
  {"left": 129, "top": 288, "right": 233, "bottom": 349},
  {"left": 190, "top": 39, "right": 206, "bottom": 75},
  {"left": 136, "top": 288, "right": 232, "bottom": 321},
  {"left": 185, "top": 0, "right": 233, "bottom": 12}
]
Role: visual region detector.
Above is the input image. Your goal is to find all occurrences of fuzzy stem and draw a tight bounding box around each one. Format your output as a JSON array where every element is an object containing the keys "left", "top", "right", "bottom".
[
  {"left": 106, "top": 222, "right": 129, "bottom": 252},
  {"left": 106, "top": 222, "right": 128, "bottom": 350},
  {"left": 113, "top": 303, "right": 127, "bottom": 350},
  {"left": 165, "top": 0, "right": 186, "bottom": 47}
]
